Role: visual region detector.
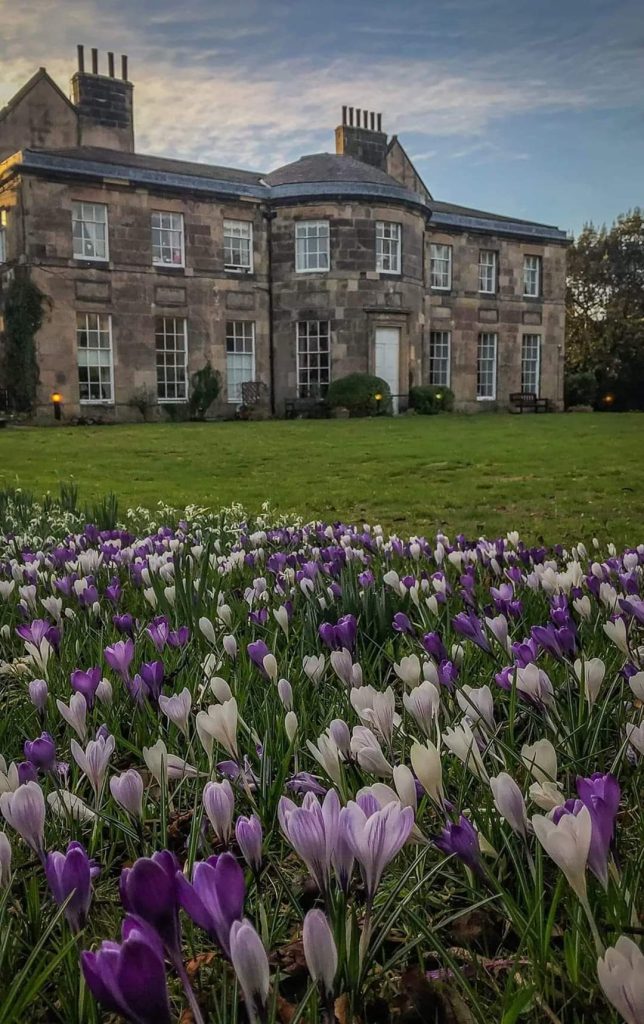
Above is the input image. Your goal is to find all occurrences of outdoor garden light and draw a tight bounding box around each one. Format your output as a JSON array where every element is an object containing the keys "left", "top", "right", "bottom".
[{"left": 51, "top": 392, "right": 62, "bottom": 421}]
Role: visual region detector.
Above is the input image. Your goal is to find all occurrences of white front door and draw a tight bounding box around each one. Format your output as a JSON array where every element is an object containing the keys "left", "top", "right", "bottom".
[{"left": 375, "top": 327, "right": 400, "bottom": 413}]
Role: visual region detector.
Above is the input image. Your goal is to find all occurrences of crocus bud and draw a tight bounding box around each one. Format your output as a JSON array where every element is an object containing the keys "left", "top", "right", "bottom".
[
  {"left": 273, "top": 606, "right": 289, "bottom": 636},
  {"left": 203, "top": 780, "right": 234, "bottom": 844},
  {"left": 410, "top": 740, "right": 444, "bottom": 806},
  {"left": 0, "top": 781, "right": 46, "bottom": 857},
  {"left": 597, "top": 935, "right": 644, "bottom": 1024},
  {"left": 285, "top": 711, "right": 298, "bottom": 743},
  {"left": 223, "top": 634, "right": 238, "bottom": 659},
  {"left": 199, "top": 616, "right": 217, "bottom": 645},
  {"left": 0, "top": 832, "right": 11, "bottom": 887},
  {"left": 328, "top": 719, "right": 351, "bottom": 758},
  {"left": 574, "top": 657, "right": 606, "bottom": 706},
  {"left": 490, "top": 772, "right": 529, "bottom": 837},
  {"left": 159, "top": 688, "right": 191, "bottom": 736},
  {"left": 230, "top": 919, "right": 270, "bottom": 1024},
  {"left": 56, "top": 693, "right": 88, "bottom": 741},
  {"left": 110, "top": 769, "right": 144, "bottom": 819},
  {"left": 521, "top": 739, "right": 558, "bottom": 785},
  {"left": 263, "top": 653, "right": 278, "bottom": 682},
  {"left": 625, "top": 722, "right": 644, "bottom": 756},
  {"left": 28, "top": 679, "right": 48, "bottom": 711},
  {"left": 45, "top": 841, "right": 94, "bottom": 932},
  {"left": 393, "top": 764, "right": 418, "bottom": 811},
  {"left": 235, "top": 814, "right": 263, "bottom": 873},
  {"left": 302, "top": 654, "right": 325, "bottom": 686},
  {"left": 210, "top": 676, "right": 233, "bottom": 702},
  {"left": 303, "top": 909, "right": 337, "bottom": 1001},
  {"left": 277, "top": 679, "right": 293, "bottom": 710},
  {"left": 96, "top": 678, "right": 113, "bottom": 705}
]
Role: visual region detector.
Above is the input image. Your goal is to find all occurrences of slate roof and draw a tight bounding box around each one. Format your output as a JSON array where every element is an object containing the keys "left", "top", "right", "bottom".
[
  {"left": 265, "top": 153, "right": 402, "bottom": 188},
  {"left": 38, "top": 145, "right": 264, "bottom": 186}
]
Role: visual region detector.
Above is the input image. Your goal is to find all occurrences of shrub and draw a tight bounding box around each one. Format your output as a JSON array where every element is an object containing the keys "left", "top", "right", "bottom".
[
  {"left": 189, "top": 362, "right": 221, "bottom": 420},
  {"left": 564, "top": 370, "right": 597, "bottom": 409},
  {"left": 409, "top": 384, "right": 455, "bottom": 415},
  {"left": 326, "top": 374, "right": 391, "bottom": 417}
]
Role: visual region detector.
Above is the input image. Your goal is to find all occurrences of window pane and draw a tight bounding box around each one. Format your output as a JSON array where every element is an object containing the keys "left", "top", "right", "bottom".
[
  {"left": 476, "top": 333, "right": 497, "bottom": 399},
  {"left": 155, "top": 317, "right": 188, "bottom": 401},
  {"left": 521, "top": 334, "right": 541, "bottom": 395},
  {"left": 295, "top": 221, "right": 330, "bottom": 272},
  {"left": 429, "top": 331, "right": 451, "bottom": 387},
  {"left": 76, "top": 312, "right": 113, "bottom": 402},
  {"left": 523, "top": 255, "right": 540, "bottom": 297},
  {"left": 224, "top": 220, "right": 253, "bottom": 270},
  {"left": 430, "top": 244, "right": 452, "bottom": 289},
  {"left": 72, "top": 202, "right": 108, "bottom": 260},
  {"left": 151, "top": 211, "right": 184, "bottom": 266}
]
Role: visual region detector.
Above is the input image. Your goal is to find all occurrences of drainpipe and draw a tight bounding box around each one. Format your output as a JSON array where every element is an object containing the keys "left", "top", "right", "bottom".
[{"left": 262, "top": 207, "right": 277, "bottom": 415}]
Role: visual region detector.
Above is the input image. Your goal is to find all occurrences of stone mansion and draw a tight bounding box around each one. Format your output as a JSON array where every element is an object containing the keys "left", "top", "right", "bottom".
[{"left": 0, "top": 47, "right": 568, "bottom": 420}]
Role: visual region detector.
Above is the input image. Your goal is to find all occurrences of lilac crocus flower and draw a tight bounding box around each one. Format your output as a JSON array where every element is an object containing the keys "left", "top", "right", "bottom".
[
  {"left": 619, "top": 595, "right": 644, "bottom": 625},
  {"left": 247, "top": 640, "right": 271, "bottom": 677},
  {"left": 278, "top": 789, "right": 340, "bottom": 894},
  {"left": 0, "top": 781, "right": 46, "bottom": 858},
  {"left": 104, "top": 639, "right": 134, "bottom": 680},
  {"left": 235, "top": 814, "right": 263, "bottom": 874},
  {"left": 28, "top": 679, "right": 48, "bottom": 712},
  {"left": 286, "top": 772, "right": 327, "bottom": 797},
  {"left": 176, "top": 852, "right": 245, "bottom": 956},
  {"left": 392, "top": 612, "right": 414, "bottom": 635},
  {"left": 435, "top": 815, "right": 483, "bottom": 875},
  {"left": 138, "top": 660, "right": 165, "bottom": 704},
  {"left": 422, "top": 632, "right": 448, "bottom": 663},
  {"left": 168, "top": 626, "right": 190, "bottom": 648},
  {"left": 24, "top": 732, "right": 56, "bottom": 772},
  {"left": 45, "top": 840, "right": 97, "bottom": 932},
  {"left": 146, "top": 616, "right": 170, "bottom": 652},
  {"left": 104, "top": 577, "right": 122, "bottom": 604},
  {"left": 16, "top": 619, "right": 59, "bottom": 650},
  {"left": 229, "top": 919, "right": 270, "bottom": 1024},
  {"left": 339, "top": 799, "right": 413, "bottom": 902},
  {"left": 451, "top": 612, "right": 491, "bottom": 653},
  {"left": 70, "top": 667, "right": 102, "bottom": 709},
  {"left": 81, "top": 916, "right": 171, "bottom": 1024},
  {"left": 113, "top": 612, "right": 135, "bottom": 635},
  {"left": 576, "top": 773, "right": 621, "bottom": 888},
  {"left": 120, "top": 850, "right": 182, "bottom": 964}
]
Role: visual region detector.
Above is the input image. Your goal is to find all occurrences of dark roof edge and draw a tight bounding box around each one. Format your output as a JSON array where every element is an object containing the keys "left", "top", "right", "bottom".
[
  {"left": 269, "top": 180, "right": 430, "bottom": 214},
  {"left": 431, "top": 209, "right": 568, "bottom": 243}
]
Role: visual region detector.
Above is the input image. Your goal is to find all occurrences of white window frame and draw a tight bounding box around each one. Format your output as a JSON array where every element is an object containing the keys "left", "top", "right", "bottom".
[
  {"left": 72, "top": 201, "right": 109, "bottom": 262},
  {"left": 295, "top": 220, "right": 330, "bottom": 273},
  {"left": 477, "top": 332, "right": 497, "bottom": 401},
  {"left": 224, "top": 220, "right": 253, "bottom": 273},
  {"left": 376, "top": 221, "right": 401, "bottom": 274},
  {"left": 0, "top": 210, "right": 7, "bottom": 264},
  {"left": 478, "top": 250, "right": 497, "bottom": 294},
  {"left": 151, "top": 211, "right": 184, "bottom": 268},
  {"left": 76, "top": 312, "right": 114, "bottom": 404},
  {"left": 521, "top": 334, "right": 541, "bottom": 395},
  {"left": 523, "top": 255, "right": 541, "bottom": 297},
  {"left": 429, "top": 331, "right": 451, "bottom": 388},
  {"left": 226, "top": 321, "right": 256, "bottom": 404},
  {"left": 296, "top": 321, "right": 330, "bottom": 397},
  {"left": 430, "top": 243, "right": 452, "bottom": 290},
  {"left": 155, "top": 317, "right": 188, "bottom": 403}
]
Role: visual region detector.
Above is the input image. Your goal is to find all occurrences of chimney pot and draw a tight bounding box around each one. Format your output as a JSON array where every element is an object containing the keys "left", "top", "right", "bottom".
[
  {"left": 342, "top": 104, "right": 347, "bottom": 126},
  {"left": 91, "top": 47, "right": 98, "bottom": 74},
  {"left": 363, "top": 109, "right": 368, "bottom": 128},
  {"left": 370, "top": 111, "right": 375, "bottom": 130},
  {"left": 77, "top": 44, "right": 85, "bottom": 73},
  {"left": 377, "top": 112, "right": 382, "bottom": 132},
  {"left": 356, "top": 107, "right": 361, "bottom": 127},
  {"left": 108, "top": 51, "right": 115, "bottom": 77},
  {"left": 121, "top": 54, "right": 128, "bottom": 80},
  {"left": 348, "top": 106, "right": 354, "bottom": 126}
]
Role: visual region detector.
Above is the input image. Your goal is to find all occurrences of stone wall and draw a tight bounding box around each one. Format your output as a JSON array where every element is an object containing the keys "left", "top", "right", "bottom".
[
  {"left": 426, "top": 228, "right": 566, "bottom": 410},
  {"left": 0, "top": 73, "right": 79, "bottom": 162}
]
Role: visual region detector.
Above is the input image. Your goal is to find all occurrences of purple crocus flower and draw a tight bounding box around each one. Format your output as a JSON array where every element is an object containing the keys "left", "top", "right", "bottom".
[
  {"left": 81, "top": 916, "right": 171, "bottom": 1024},
  {"left": 422, "top": 632, "right": 448, "bottom": 662},
  {"left": 451, "top": 612, "right": 491, "bottom": 653},
  {"left": 339, "top": 799, "right": 413, "bottom": 902},
  {"left": 104, "top": 577, "right": 122, "bottom": 604},
  {"left": 248, "top": 608, "right": 269, "bottom": 627},
  {"left": 576, "top": 773, "right": 621, "bottom": 888},
  {"left": 318, "top": 614, "right": 357, "bottom": 652},
  {"left": 113, "top": 613, "right": 135, "bottom": 636},
  {"left": 16, "top": 618, "right": 60, "bottom": 651},
  {"left": 531, "top": 624, "right": 577, "bottom": 661},
  {"left": 358, "top": 570, "right": 375, "bottom": 588},
  {"left": 392, "top": 612, "right": 414, "bottom": 636},
  {"left": 45, "top": 840, "right": 97, "bottom": 932},
  {"left": 286, "top": 772, "right": 327, "bottom": 797},
  {"left": 70, "top": 667, "right": 102, "bottom": 709},
  {"left": 24, "top": 732, "right": 56, "bottom": 772},
  {"left": 17, "top": 760, "right": 39, "bottom": 785},
  {"left": 247, "top": 640, "right": 271, "bottom": 677},
  {"left": 435, "top": 815, "right": 483, "bottom": 875},
  {"left": 175, "top": 852, "right": 245, "bottom": 957},
  {"left": 104, "top": 639, "right": 135, "bottom": 680},
  {"left": 146, "top": 616, "right": 170, "bottom": 652},
  {"left": 168, "top": 626, "right": 190, "bottom": 648},
  {"left": 620, "top": 596, "right": 644, "bottom": 625},
  {"left": 138, "top": 660, "right": 165, "bottom": 704},
  {"left": 511, "top": 638, "right": 539, "bottom": 668},
  {"left": 120, "top": 850, "right": 182, "bottom": 965},
  {"left": 495, "top": 666, "right": 514, "bottom": 691}
]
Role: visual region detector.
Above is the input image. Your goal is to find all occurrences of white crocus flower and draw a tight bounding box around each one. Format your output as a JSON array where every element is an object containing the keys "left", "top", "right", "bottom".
[
  {"left": 603, "top": 618, "right": 629, "bottom": 655},
  {"left": 210, "top": 677, "right": 233, "bottom": 703},
  {"left": 47, "top": 790, "right": 95, "bottom": 823},
  {"left": 410, "top": 740, "right": 444, "bottom": 806},
  {"left": 490, "top": 772, "right": 529, "bottom": 837},
  {"left": 625, "top": 722, "right": 644, "bottom": 756},
  {"left": 196, "top": 697, "right": 238, "bottom": 759},
  {"left": 574, "top": 657, "right": 606, "bottom": 706},
  {"left": 273, "top": 606, "right": 289, "bottom": 636},
  {"left": 521, "top": 738, "right": 557, "bottom": 784},
  {"left": 515, "top": 664, "right": 554, "bottom": 707},
  {"left": 529, "top": 780, "right": 566, "bottom": 811},
  {"left": 456, "top": 685, "right": 495, "bottom": 731},
  {"left": 532, "top": 805, "right": 592, "bottom": 901},
  {"left": 572, "top": 595, "right": 592, "bottom": 620},
  {"left": 350, "top": 686, "right": 399, "bottom": 743},
  {"left": 350, "top": 726, "right": 393, "bottom": 777},
  {"left": 597, "top": 935, "right": 644, "bottom": 1024},
  {"left": 71, "top": 734, "right": 116, "bottom": 796},
  {"left": 143, "top": 739, "right": 197, "bottom": 785},
  {"left": 302, "top": 654, "right": 325, "bottom": 686},
  {"left": 628, "top": 671, "right": 644, "bottom": 702},
  {"left": 403, "top": 680, "right": 440, "bottom": 738},
  {"left": 443, "top": 719, "right": 488, "bottom": 781},
  {"left": 198, "top": 616, "right": 217, "bottom": 645},
  {"left": 159, "top": 688, "right": 192, "bottom": 736},
  {"left": 56, "top": 693, "right": 88, "bottom": 741},
  {"left": 307, "top": 733, "right": 343, "bottom": 786},
  {"left": 393, "top": 654, "right": 421, "bottom": 688}
]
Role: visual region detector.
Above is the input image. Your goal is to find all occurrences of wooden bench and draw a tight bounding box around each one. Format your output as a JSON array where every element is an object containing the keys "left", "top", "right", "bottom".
[
  {"left": 509, "top": 392, "right": 550, "bottom": 414},
  {"left": 284, "top": 397, "right": 329, "bottom": 419}
]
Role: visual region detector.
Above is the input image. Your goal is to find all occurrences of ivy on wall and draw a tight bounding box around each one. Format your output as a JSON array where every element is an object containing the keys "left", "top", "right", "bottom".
[{"left": 1, "top": 273, "right": 45, "bottom": 414}]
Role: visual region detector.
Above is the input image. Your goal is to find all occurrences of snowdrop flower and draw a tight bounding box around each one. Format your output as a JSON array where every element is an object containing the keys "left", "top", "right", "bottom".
[
  {"left": 443, "top": 720, "right": 488, "bottom": 781},
  {"left": 603, "top": 618, "right": 629, "bottom": 655},
  {"left": 302, "top": 654, "right": 325, "bottom": 686},
  {"left": 410, "top": 740, "right": 444, "bottom": 807},
  {"left": 203, "top": 780, "right": 235, "bottom": 844},
  {"left": 71, "top": 734, "right": 116, "bottom": 796},
  {"left": 597, "top": 935, "right": 644, "bottom": 1024},
  {"left": 159, "top": 688, "right": 192, "bottom": 736},
  {"left": 490, "top": 773, "right": 529, "bottom": 837},
  {"left": 47, "top": 790, "right": 95, "bottom": 823},
  {"left": 109, "top": 769, "right": 144, "bottom": 819},
  {"left": 196, "top": 697, "right": 238, "bottom": 759},
  {"left": 456, "top": 685, "right": 495, "bottom": 731},
  {"left": 393, "top": 654, "right": 421, "bottom": 688},
  {"left": 350, "top": 726, "right": 393, "bottom": 777},
  {"left": 625, "top": 722, "right": 644, "bottom": 756},
  {"left": 532, "top": 805, "right": 592, "bottom": 900},
  {"left": 521, "top": 739, "right": 558, "bottom": 784},
  {"left": 574, "top": 658, "right": 606, "bottom": 706},
  {"left": 143, "top": 739, "right": 197, "bottom": 785},
  {"left": 56, "top": 693, "right": 88, "bottom": 741},
  {"left": 0, "top": 782, "right": 46, "bottom": 856},
  {"left": 403, "top": 680, "right": 440, "bottom": 737}
]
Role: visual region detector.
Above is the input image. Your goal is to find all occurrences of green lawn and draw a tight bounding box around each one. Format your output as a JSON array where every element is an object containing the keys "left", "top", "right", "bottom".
[{"left": 0, "top": 413, "right": 641, "bottom": 544}]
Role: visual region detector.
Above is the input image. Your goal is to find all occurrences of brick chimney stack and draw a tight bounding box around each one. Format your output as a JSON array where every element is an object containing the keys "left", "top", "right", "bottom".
[
  {"left": 335, "top": 106, "right": 387, "bottom": 170},
  {"left": 71, "top": 45, "right": 134, "bottom": 152}
]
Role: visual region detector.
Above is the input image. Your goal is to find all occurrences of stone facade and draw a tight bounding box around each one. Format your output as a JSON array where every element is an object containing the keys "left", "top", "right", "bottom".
[{"left": 0, "top": 51, "right": 568, "bottom": 423}]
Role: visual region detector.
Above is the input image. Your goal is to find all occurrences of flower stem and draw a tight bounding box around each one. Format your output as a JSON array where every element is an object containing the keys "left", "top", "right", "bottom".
[{"left": 175, "top": 960, "right": 206, "bottom": 1024}]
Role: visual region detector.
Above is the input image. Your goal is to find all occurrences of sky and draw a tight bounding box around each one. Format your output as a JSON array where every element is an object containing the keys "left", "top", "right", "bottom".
[{"left": 1, "top": 0, "right": 642, "bottom": 234}]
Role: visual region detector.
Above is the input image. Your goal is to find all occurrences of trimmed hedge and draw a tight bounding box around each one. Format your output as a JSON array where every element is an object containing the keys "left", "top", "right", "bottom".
[
  {"left": 564, "top": 370, "right": 597, "bottom": 409},
  {"left": 326, "top": 374, "right": 392, "bottom": 417},
  {"left": 409, "top": 385, "right": 455, "bottom": 415}
]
